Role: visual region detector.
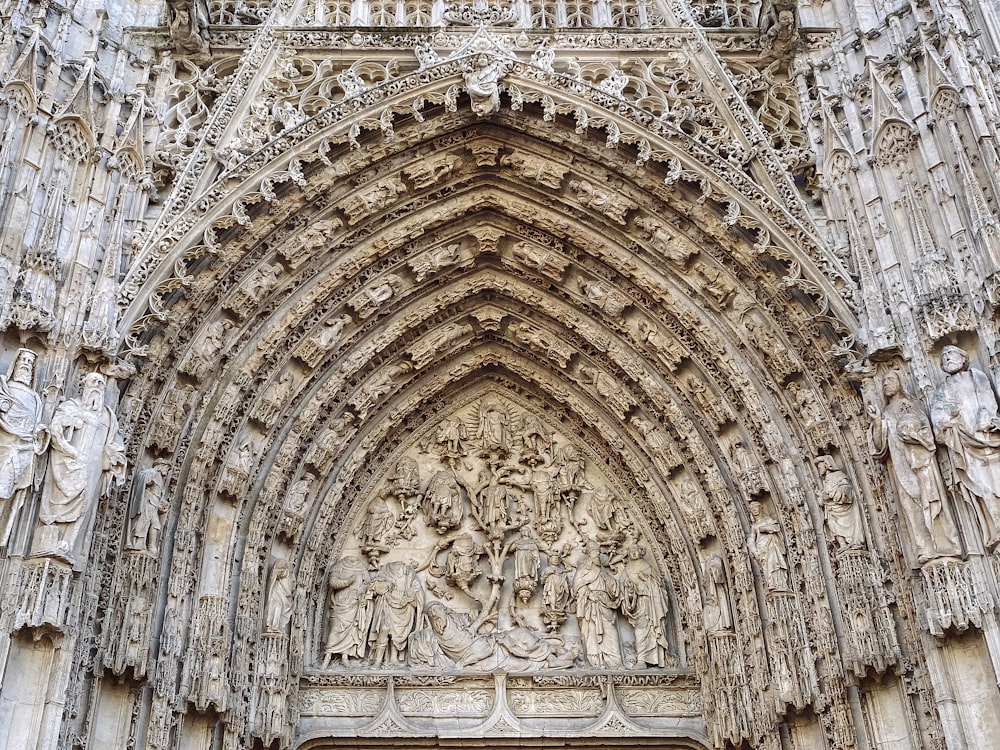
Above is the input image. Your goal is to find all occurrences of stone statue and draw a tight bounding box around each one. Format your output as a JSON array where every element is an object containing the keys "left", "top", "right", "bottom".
[
  {"left": 424, "top": 600, "right": 496, "bottom": 667},
  {"left": 35, "top": 372, "right": 126, "bottom": 564},
  {"left": 746, "top": 501, "right": 789, "bottom": 592},
  {"left": 368, "top": 560, "right": 424, "bottom": 665},
  {"left": 0, "top": 348, "right": 47, "bottom": 546},
  {"left": 476, "top": 395, "right": 510, "bottom": 454},
  {"left": 423, "top": 469, "right": 464, "bottom": 534},
  {"left": 322, "top": 556, "right": 372, "bottom": 667},
  {"left": 541, "top": 546, "right": 572, "bottom": 631},
  {"left": 360, "top": 496, "right": 396, "bottom": 565},
  {"left": 701, "top": 553, "right": 733, "bottom": 634},
  {"left": 462, "top": 53, "right": 510, "bottom": 116},
  {"left": 573, "top": 540, "right": 623, "bottom": 668},
  {"left": 436, "top": 416, "right": 468, "bottom": 457},
  {"left": 870, "top": 371, "right": 960, "bottom": 562},
  {"left": 619, "top": 544, "right": 672, "bottom": 668},
  {"left": 127, "top": 460, "right": 170, "bottom": 554},
  {"left": 815, "top": 455, "right": 865, "bottom": 550},
  {"left": 930, "top": 346, "right": 1000, "bottom": 550},
  {"left": 263, "top": 560, "right": 294, "bottom": 635},
  {"left": 285, "top": 473, "right": 314, "bottom": 516}
]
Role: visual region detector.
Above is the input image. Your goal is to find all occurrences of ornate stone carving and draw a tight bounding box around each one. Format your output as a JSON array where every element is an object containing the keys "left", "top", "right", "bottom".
[
  {"left": 33, "top": 373, "right": 126, "bottom": 565},
  {"left": 747, "top": 501, "right": 789, "bottom": 593},
  {"left": 870, "top": 370, "right": 960, "bottom": 562},
  {"left": 127, "top": 460, "right": 170, "bottom": 554},
  {"left": 930, "top": 346, "right": 1000, "bottom": 551},
  {"left": 815, "top": 455, "right": 865, "bottom": 550},
  {"left": 0, "top": 348, "right": 47, "bottom": 547}
]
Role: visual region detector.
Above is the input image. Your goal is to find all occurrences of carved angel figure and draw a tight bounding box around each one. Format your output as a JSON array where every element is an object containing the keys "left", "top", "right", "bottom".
[{"left": 462, "top": 53, "right": 510, "bottom": 116}]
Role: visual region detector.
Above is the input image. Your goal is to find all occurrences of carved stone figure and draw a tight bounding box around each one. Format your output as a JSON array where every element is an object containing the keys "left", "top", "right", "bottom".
[
  {"left": 574, "top": 541, "right": 623, "bottom": 668},
  {"left": 930, "top": 346, "right": 1000, "bottom": 550},
  {"left": 34, "top": 372, "right": 126, "bottom": 563},
  {"left": 520, "top": 412, "right": 551, "bottom": 457},
  {"left": 323, "top": 556, "right": 372, "bottom": 667},
  {"left": 746, "top": 501, "right": 789, "bottom": 592},
  {"left": 368, "top": 560, "right": 424, "bottom": 665},
  {"left": 220, "top": 436, "right": 254, "bottom": 496},
  {"left": 127, "top": 461, "right": 170, "bottom": 554},
  {"left": 435, "top": 417, "right": 468, "bottom": 457},
  {"left": 425, "top": 600, "right": 495, "bottom": 667},
  {"left": 476, "top": 395, "right": 510, "bottom": 454},
  {"left": 183, "top": 319, "right": 233, "bottom": 378},
  {"left": 541, "top": 546, "right": 572, "bottom": 631},
  {"left": 816, "top": 455, "right": 865, "bottom": 550},
  {"left": 424, "top": 469, "right": 464, "bottom": 534},
  {"left": 285, "top": 473, "right": 314, "bottom": 516},
  {"left": 619, "top": 544, "right": 672, "bottom": 668},
  {"left": 510, "top": 534, "right": 541, "bottom": 604},
  {"left": 462, "top": 53, "right": 510, "bottom": 116},
  {"left": 871, "top": 371, "right": 960, "bottom": 561},
  {"left": 442, "top": 534, "right": 483, "bottom": 595},
  {"left": 360, "top": 496, "right": 396, "bottom": 565},
  {"left": 701, "top": 553, "right": 733, "bottom": 634},
  {"left": 263, "top": 560, "right": 294, "bottom": 635},
  {"left": 0, "top": 348, "right": 47, "bottom": 546}
]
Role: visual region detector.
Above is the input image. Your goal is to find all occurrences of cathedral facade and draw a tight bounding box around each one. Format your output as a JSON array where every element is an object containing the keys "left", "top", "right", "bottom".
[{"left": 1, "top": 0, "right": 1000, "bottom": 748}]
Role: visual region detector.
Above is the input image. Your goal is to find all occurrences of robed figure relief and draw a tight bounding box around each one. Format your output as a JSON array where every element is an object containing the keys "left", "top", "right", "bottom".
[
  {"left": 34, "top": 372, "right": 126, "bottom": 564},
  {"left": 320, "top": 394, "right": 678, "bottom": 674}
]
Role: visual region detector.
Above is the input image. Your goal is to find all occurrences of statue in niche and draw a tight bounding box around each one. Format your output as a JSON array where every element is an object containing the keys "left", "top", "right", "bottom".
[
  {"left": 786, "top": 381, "right": 824, "bottom": 429},
  {"left": 476, "top": 395, "right": 511, "bottom": 456},
  {"left": 127, "top": 460, "right": 170, "bottom": 554},
  {"left": 184, "top": 319, "right": 233, "bottom": 378},
  {"left": 815, "top": 455, "right": 866, "bottom": 550},
  {"left": 701, "top": 553, "right": 733, "bottom": 634},
  {"left": 619, "top": 544, "right": 672, "bottom": 668},
  {"left": 220, "top": 437, "right": 253, "bottom": 496},
  {"left": 35, "top": 372, "right": 126, "bottom": 564},
  {"left": 930, "top": 345, "right": 1000, "bottom": 550},
  {"left": 520, "top": 411, "right": 552, "bottom": 458},
  {"left": 284, "top": 473, "right": 314, "bottom": 516},
  {"left": 309, "top": 314, "right": 350, "bottom": 353},
  {"left": 631, "top": 416, "right": 679, "bottom": 476},
  {"left": 0, "top": 348, "right": 47, "bottom": 546},
  {"left": 574, "top": 540, "right": 623, "bottom": 668},
  {"left": 436, "top": 416, "right": 468, "bottom": 458},
  {"left": 368, "top": 559, "right": 424, "bottom": 666},
  {"left": 423, "top": 469, "right": 464, "bottom": 534},
  {"left": 150, "top": 383, "right": 195, "bottom": 452},
  {"left": 541, "top": 545, "right": 572, "bottom": 632},
  {"left": 746, "top": 501, "right": 789, "bottom": 593},
  {"left": 322, "top": 556, "right": 372, "bottom": 668},
  {"left": 360, "top": 496, "right": 396, "bottom": 567},
  {"left": 263, "top": 560, "right": 294, "bottom": 635},
  {"left": 462, "top": 53, "right": 511, "bottom": 116},
  {"left": 870, "top": 370, "right": 961, "bottom": 562},
  {"left": 261, "top": 371, "right": 294, "bottom": 413},
  {"left": 580, "top": 279, "right": 627, "bottom": 317}
]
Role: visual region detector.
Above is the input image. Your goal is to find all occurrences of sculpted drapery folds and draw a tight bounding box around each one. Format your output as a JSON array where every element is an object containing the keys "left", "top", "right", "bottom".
[
  {"left": 930, "top": 345, "right": 1000, "bottom": 550},
  {"left": 620, "top": 544, "right": 672, "bottom": 668},
  {"left": 35, "top": 372, "right": 126, "bottom": 564},
  {"left": 747, "top": 500, "right": 789, "bottom": 592},
  {"left": 573, "top": 540, "right": 623, "bottom": 668},
  {"left": 870, "top": 370, "right": 961, "bottom": 562},
  {"left": 323, "top": 556, "right": 372, "bottom": 668},
  {"left": 816, "top": 455, "right": 865, "bottom": 550},
  {"left": 0, "top": 348, "right": 47, "bottom": 545}
]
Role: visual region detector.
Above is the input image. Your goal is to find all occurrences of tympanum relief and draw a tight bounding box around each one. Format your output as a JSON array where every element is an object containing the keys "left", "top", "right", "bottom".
[{"left": 319, "top": 394, "right": 678, "bottom": 675}]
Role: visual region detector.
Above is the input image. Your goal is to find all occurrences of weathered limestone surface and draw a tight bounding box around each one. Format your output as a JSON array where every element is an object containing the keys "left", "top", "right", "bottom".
[{"left": 2, "top": 1, "right": 1000, "bottom": 749}]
